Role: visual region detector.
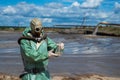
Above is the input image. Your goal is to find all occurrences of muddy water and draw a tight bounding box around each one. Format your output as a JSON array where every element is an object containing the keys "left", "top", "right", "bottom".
[{"left": 0, "top": 32, "right": 120, "bottom": 77}]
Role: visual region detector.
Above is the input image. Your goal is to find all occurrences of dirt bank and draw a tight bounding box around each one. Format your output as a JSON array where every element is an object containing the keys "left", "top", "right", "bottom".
[{"left": 0, "top": 73, "right": 120, "bottom": 80}]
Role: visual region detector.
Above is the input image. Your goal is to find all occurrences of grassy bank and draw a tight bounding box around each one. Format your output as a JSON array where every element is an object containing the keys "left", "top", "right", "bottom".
[
  {"left": 0, "top": 27, "right": 25, "bottom": 32},
  {"left": 98, "top": 27, "right": 120, "bottom": 36},
  {"left": 0, "top": 26, "right": 120, "bottom": 36}
]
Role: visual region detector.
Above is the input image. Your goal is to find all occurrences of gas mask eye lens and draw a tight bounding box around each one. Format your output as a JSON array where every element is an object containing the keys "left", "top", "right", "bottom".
[{"left": 36, "top": 28, "right": 40, "bottom": 32}]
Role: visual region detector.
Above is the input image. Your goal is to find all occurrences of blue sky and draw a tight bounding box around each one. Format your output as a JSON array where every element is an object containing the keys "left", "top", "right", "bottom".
[{"left": 0, "top": 0, "right": 120, "bottom": 27}]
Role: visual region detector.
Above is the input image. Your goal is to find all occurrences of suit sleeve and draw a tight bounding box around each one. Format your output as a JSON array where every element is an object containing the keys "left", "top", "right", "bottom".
[{"left": 47, "top": 37, "right": 57, "bottom": 52}]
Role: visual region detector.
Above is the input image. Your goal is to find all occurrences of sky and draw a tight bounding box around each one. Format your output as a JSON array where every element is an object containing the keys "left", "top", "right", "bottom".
[{"left": 0, "top": 0, "right": 120, "bottom": 27}]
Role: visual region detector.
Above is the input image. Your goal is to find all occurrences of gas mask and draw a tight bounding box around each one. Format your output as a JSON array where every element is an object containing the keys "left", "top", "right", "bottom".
[{"left": 30, "top": 18, "right": 43, "bottom": 37}]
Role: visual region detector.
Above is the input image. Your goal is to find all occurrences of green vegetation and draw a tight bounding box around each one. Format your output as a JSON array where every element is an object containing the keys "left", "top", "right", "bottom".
[
  {"left": 98, "top": 26, "right": 120, "bottom": 36},
  {"left": 0, "top": 26, "right": 120, "bottom": 36},
  {"left": 0, "top": 27, "right": 25, "bottom": 32}
]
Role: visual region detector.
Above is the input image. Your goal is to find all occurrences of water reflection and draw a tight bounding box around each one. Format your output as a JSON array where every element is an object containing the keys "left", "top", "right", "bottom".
[
  {"left": 0, "top": 48, "right": 19, "bottom": 54},
  {"left": 0, "top": 40, "right": 16, "bottom": 43},
  {"left": 0, "top": 34, "right": 120, "bottom": 55}
]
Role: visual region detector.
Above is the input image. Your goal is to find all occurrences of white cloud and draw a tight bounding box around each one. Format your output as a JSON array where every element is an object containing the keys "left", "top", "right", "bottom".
[
  {"left": 114, "top": 2, "right": 120, "bottom": 14},
  {"left": 45, "top": 2, "right": 63, "bottom": 9},
  {"left": 71, "top": 1, "right": 80, "bottom": 7},
  {"left": 3, "top": 6, "right": 16, "bottom": 14},
  {"left": 92, "top": 12, "right": 108, "bottom": 18},
  {"left": 42, "top": 18, "right": 52, "bottom": 23},
  {"left": 115, "top": 2, "right": 120, "bottom": 8},
  {"left": 105, "top": 13, "right": 120, "bottom": 23},
  {"left": 62, "top": 0, "right": 76, "bottom": 2},
  {"left": 0, "top": 1, "right": 120, "bottom": 26},
  {"left": 0, "top": 2, "right": 56, "bottom": 26},
  {"left": 81, "top": 0, "right": 103, "bottom": 8}
]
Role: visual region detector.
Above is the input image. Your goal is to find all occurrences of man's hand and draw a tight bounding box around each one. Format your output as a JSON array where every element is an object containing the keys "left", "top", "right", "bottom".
[
  {"left": 48, "top": 43, "right": 64, "bottom": 58},
  {"left": 48, "top": 49, "right": 59, "bottom": 58},
  {"left": 57, "top": 42, "right": 64, "bottom": 50}
]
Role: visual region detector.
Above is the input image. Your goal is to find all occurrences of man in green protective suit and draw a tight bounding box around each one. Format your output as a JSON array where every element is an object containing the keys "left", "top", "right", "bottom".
[{"left": 18, "top": 18, "right": 64, "bottom": 80}]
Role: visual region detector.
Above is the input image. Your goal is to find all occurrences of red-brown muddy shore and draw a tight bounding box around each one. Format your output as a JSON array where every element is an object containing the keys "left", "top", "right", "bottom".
[
  {"left": 0, "top": 31, "right": 120, "bottom": 80},
  {"left": 0, "top": 73, "right": 120, "bottom": 80}
]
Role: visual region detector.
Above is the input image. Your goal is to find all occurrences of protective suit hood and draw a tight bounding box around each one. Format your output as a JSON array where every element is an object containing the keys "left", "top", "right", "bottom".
[
  {"left": 22, "top": 27, "right": 31, "bottom": 37},
  {"left": 22, "top": 27, "right": 44, "bottom": 37}
]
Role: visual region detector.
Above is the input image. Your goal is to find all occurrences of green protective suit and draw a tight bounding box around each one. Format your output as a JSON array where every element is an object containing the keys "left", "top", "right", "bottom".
[{"left": 19, "top": 28, "right": 58, "bottom": 80}]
